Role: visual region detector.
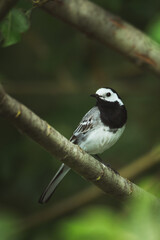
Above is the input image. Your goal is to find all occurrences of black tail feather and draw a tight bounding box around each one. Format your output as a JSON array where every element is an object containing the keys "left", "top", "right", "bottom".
[{"left": 39, "top": 164, "right": 70, "bottom": 204}]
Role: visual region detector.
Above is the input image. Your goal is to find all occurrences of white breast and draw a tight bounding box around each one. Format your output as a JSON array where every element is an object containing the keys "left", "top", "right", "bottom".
[{"left": 79, "top": 125, "right": 125, "bottom": 155}]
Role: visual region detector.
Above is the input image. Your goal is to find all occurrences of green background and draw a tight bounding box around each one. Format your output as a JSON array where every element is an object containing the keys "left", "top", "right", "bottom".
[{"left": 0, "top": 0, "right": 160, "bottom": 239}]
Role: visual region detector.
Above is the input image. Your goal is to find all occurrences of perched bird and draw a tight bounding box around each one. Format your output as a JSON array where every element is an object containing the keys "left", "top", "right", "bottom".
[{"left": 39, "top": 87, "right": 127, "bottom": 204}]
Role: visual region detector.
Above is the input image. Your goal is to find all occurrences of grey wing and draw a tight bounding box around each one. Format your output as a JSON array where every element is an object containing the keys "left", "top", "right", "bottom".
[{"left": 70, "top": 106, "right": 100, "bottom": 144}]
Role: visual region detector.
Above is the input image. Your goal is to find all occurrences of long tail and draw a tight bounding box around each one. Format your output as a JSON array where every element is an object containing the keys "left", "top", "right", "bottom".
[{"left": 39, "top": 164, "right": 70, "bottom": 204}]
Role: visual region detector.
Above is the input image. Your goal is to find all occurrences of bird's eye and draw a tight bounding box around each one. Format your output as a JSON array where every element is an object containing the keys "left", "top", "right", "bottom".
[{"left": 106, "top": 92, "right": 111, "bottom": 97}]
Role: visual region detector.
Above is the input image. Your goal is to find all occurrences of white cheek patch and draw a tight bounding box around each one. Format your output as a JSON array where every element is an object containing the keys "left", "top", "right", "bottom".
[
  {"left": 96, "top": 88, "right": 123, "bottom": 106},
  {"left": 103, "top": 93, "right": 123, "bottom": 106},
  {"left": 96, "top": 88, "right": 108, "bottom": 96}
]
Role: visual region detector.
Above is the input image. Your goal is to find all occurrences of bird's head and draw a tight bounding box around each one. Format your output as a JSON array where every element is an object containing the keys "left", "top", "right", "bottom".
[{"left": 90, "top": 87, "right": 124, "bottom": 106}]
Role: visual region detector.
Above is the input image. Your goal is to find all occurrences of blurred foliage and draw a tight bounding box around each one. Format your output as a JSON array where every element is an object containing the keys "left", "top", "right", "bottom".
[
  {"left": 0, "top": 212, "right": 20, "bottom": 240},
  {"left": 147, "top": 16, "right": 160, "bottom": 43},
  {"left": 58, "top": 190, "right": 160, "bottom": 240},
  {"left": 1, "top": 180, "right": 160, "bottom": 240},
  {"left": 0, "top": 0, "right": 160, "bottom": 239},
  {"left": 0, "top": 8, "right": 30, "bottom": 47}
]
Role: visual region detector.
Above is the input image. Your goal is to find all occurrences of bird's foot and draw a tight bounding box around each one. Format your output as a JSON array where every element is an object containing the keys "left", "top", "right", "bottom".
[
  {"left": 106, "top": 163, "right": 119, "bottom": 175},
  {"left": 93, "top": 155, "right": 119, "bottom": 175}
]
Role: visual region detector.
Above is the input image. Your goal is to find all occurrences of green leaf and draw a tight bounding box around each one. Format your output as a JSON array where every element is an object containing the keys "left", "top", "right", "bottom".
[
  {"left": 0, "top": 8, "right": 30, "bottom": 47},
  {"left": 147, "top": 16, "right": 160, "bottom": 43},
  {"left": 0, "top": 212, "right": 20, "bottom": 240}
]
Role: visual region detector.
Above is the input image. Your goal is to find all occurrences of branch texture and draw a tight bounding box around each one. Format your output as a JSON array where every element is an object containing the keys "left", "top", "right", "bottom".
[
  {"left": 0, "top": 84, "right": 159, "bottom": 205},
  {"left": 42, "top": 0, "right": 160, "bottom": 76},
  {"left": 21, "top": 144, "right": 160, "bottom": 230}
]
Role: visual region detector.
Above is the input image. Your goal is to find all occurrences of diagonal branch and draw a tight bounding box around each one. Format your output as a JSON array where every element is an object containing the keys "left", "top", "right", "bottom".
[
  {"left": 41, "top": 0, "right": 160, "bottom": 76},
  {"left": 20, "top": 144, "right": 160, "bottom": 230},
  {"left": 0, "top": 84, "right": 159, "bottom": 206}
]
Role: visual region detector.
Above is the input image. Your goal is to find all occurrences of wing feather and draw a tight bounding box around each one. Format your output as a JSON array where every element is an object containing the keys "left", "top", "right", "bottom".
[{"left": 70, "top": 107, "right": 99, "bottom": 144}]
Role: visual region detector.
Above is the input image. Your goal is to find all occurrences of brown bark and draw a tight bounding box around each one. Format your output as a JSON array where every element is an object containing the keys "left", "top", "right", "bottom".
[
  {"left": 41, "top": 0, "right": 160, "bottom": 76},
  {"left": 0, "top": 84, "right": 159, "bottom": 205}
]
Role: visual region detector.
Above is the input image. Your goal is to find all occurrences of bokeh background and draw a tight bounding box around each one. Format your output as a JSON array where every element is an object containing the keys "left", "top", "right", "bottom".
[{"left": 0, "top": 0, "right": 160, "bottom": 239}]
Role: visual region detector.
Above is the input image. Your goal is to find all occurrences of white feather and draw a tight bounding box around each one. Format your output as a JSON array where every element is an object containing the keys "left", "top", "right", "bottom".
[
  {"left": 96, "top": 88, "right": 123, "bottom": 106},
  {"left": 79, "top": 124, "right": 125, "bottom": 154}
]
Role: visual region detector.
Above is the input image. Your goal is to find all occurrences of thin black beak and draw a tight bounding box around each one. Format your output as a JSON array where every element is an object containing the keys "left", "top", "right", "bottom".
[{"left": 90, "top": 93, "right": 99, "bottom": 98}]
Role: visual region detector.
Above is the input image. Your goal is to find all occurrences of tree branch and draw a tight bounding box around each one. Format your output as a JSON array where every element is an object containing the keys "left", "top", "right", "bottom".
[
  {"left": 0, "top": 0, "right": 18, "bottom": 21},
  {"left": 0, "top": 84, "right": 159, "bottom": 205},
  {"left": 41, "top": 0, "right": 160, "bottom": 76},
  {"left": 20, "top": 144, "right": 160, "bottom": 230}
]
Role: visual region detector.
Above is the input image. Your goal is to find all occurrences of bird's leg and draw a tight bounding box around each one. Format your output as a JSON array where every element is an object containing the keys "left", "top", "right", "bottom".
[
  {"left": 94, "top": 154, "right": 103, "bottom": 162},
  {"left": 93, "top": 155, "right": 119, "bottom": 175},
  {"left": 94, "top": 154, "right": 108, "bottom": 166},
  {"left": 106, "top": 163, "right": 119, "bottom": 175}
]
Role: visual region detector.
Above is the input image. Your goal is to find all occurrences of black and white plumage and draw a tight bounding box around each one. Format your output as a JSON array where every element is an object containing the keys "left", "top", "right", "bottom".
[{"left": 39, "top": 87, "right": 127, "bottom": 204}]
